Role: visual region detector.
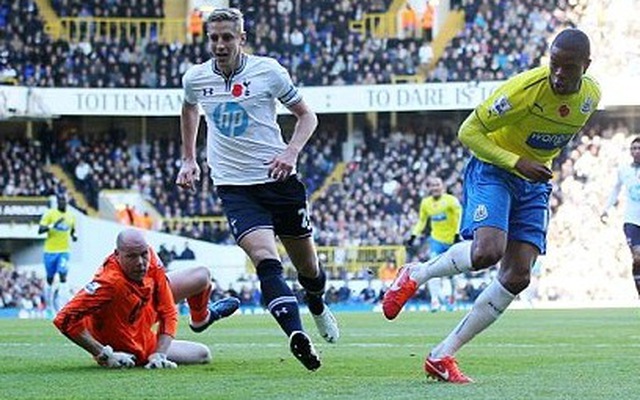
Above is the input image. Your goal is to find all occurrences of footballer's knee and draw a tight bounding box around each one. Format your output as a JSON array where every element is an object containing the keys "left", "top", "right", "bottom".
[
  {"left": 192, "top": 266, "right": 211, "bottom": 288},
  {"left": 471, "top": 244, "right": 503, "bottom": 269},
  {"left": 502, "top": 277, "right": 530, "bottom": 295},
  {"left": 256, "top": 259, "right": 283, "bottom": 280},
  {"left": 248, "top": 247, "right": 280, "bottom": 267},
  {"left": 499, "top": 269, "right": 531, "bottom": 295},
  {"left": 471, "top": 232, "right": 505, "bottom": 269}
]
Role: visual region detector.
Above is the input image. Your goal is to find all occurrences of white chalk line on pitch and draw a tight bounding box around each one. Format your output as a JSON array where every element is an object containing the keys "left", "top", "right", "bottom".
[{"left": 3, "top": 342, "right": 640, "bottom": 349}]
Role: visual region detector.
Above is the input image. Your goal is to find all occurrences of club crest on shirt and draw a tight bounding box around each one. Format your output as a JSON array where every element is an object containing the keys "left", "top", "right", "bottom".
[
  {"left": 84, "top": 281, "right": 101, "bottom": 295},
  {"left": 489, "top": 95, "right": 512, "bottom": 117},
  {"left": 580, "top": 97, "right": 593, "bottom": 114},
  {"left": 473, "top": 205, "right": 488, "bottom": 222}
]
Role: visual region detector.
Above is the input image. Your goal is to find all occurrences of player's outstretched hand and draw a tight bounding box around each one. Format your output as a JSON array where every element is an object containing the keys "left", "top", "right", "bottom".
[
  {"left": 95, "top": 345, "right": 136, "bottom": 368},
  {"left": 144, "top": 353, "right": 177, "bottom": 369},
  {"left": 514, "top": 158, "right": 553, "bottom": 182},
  {"left": 176, "top": 159, "right": 201, "bottom": 190}
]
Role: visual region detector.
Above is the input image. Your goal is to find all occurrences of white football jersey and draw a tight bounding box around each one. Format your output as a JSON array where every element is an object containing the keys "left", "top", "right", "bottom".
[
  {"left": 605, "top": 164, "right": 640, "bottom": 226},
  {"left": 182, "top": 54, "right": 302, "bottom": 185}
]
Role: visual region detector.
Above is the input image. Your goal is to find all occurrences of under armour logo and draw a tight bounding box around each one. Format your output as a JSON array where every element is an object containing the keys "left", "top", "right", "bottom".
[
  {"left": 274, "top": 307, "right": 288, "bottom": 317},
  {"left": 202, "top": 87, "right": 215, "bottom": 96}
]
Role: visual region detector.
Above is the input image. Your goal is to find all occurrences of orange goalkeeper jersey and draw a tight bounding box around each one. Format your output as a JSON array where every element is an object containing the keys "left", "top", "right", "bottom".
[{"left": 54, "top": 248, "right": 178, "bottom": 364}]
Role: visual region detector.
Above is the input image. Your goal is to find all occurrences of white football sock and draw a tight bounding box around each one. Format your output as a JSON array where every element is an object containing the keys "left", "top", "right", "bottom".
[
  {"left": 427, "top": 278, "right": 442, "bottom": 307},
  {"left": 44, "top": 283, "right": 54, "bottom": 311},
  {"left": 56, "top": 282, "right": 70, "bottom": 311},
  {"left": 410, "top": 241, "right": 473, "bottom": 285},
  {"left": 430, "top": 279, "right": 515, "bottom": 359}
]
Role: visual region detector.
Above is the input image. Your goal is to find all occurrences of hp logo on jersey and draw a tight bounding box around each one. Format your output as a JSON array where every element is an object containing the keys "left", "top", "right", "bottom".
[{"left": 212, "top": 102, "right": 249, "bottom": 137}]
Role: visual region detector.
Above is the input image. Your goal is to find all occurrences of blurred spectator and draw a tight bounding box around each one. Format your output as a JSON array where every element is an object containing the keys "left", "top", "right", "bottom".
[
  {"left": 179, "top": 242, "right": 196, "bottom": 260},
  {"left": 0, "top": 138, "right": 65, "bottom": 197},
  {"left": 0, "top": 266, "right": 46, "bottom": 312},
  {"left": 157, "top": 244, "right": 173, "bottom": 267},
  {"left": 358, "top": 281, "right": 377, "bottom": 303},
  {"left": 378, "top": 259, "right": 398, "bottom": 283},
  {"left": 189, "top": 9, "right": 204, "bottom": 41}
]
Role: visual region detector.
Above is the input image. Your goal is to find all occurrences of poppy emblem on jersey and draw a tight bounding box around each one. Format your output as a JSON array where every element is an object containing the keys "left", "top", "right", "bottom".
[
  {"left": 231, "top": 84, "right": 243, "bottom": 97},
  {"left": 558, "top": 104, "right": 570, "bottom": 117}
]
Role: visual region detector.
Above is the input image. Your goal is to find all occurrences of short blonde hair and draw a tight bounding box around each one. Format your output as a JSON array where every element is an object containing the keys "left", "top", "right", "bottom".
[{"left": 206, "top": 8, "right": 245, "bottom": 32}]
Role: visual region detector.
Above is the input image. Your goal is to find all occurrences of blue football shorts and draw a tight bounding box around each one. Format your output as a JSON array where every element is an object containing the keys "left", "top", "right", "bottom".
[
  {"left": 459, "top": 157, "right": 552, "bottom": 254},
  {"left": 427, "top": 237, "right": 452, "bottom": 258},
  {"left": 216, "top": 175, "right": 313, "bottom": 243},
  {"left": 44, "top": 252, "right": 70, "bottom": 279}
]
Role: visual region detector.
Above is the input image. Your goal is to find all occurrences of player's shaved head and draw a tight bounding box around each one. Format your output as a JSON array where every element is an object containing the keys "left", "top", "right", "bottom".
[
  {"left": 116, "top": 229, "right": 147, "bottom": 251},
  {"left": 115, "top": 229, "right": 150, "bottom": 282},
  {"left": 551, "top": 28, "right": 590, "bottom": 59}
]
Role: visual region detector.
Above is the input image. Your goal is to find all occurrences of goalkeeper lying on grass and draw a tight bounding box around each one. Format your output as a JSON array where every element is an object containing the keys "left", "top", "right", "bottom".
[{"left": 53, "top": 229, "right": 239, "bottom": 369}]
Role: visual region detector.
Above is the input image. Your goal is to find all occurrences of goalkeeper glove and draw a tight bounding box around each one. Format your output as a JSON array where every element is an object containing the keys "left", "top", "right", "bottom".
[
  {"left": 95, "top": 345, "right": 136, "bottom": 368},
  {"left": 145, "top": 353, "right": 177, "bottom": 369}
]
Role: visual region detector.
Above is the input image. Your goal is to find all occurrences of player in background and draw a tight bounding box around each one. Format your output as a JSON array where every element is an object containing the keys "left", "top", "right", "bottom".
[
  {"left": 405, "top": 176, "right": 462, "bottom": 311},
  {"left": 601, "top": 137, "right": 640, "bottom": 299},
  {"left": 383, "top": 28, "right": 600, "bottom": 383},
  {"left": 175, "top": 8, "right": 338, "bottom": 371},
  {"left": 38, "top": 194, "right": 77, "bottom": 315},
  {"left": 54, "top": 229, "right": 240, "bottom": 369}
]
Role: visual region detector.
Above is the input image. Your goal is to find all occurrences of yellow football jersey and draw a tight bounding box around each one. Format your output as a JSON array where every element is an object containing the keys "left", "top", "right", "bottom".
[
  {"left": 411, "top": 194, "right": 461, "bottom": 244},
  {"left": 468, "top": 66, "right": 601, "bottom": 176},
  {"left": 40, "top": 209, "right": 75, "bottom": 253}
]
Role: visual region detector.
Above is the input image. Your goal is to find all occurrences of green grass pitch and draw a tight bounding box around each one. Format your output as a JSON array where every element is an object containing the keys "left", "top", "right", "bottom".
[{"left": 1, "top": 308, "right": 638, "bottom": 399}]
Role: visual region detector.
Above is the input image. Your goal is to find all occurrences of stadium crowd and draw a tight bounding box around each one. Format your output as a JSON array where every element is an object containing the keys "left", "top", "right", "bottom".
[
  {"left": 0, "top": 266, "right": 45, "bottom": 311},
  {"left": 428, "top": 0, "right": 577, "bottom": 82},
  {"left": 541, "top": 119, "right": 638, "bottom": 303},
  {"left": 312, "top": 121, "right": 467, "bottom": 249},
  {"left": 0, "top": 139, "right": 62, "bottom": 197},
  {"left": 2, "top": 0, "right": 637, "bottom": 87},
  {"left": 51, "top": 0, "right": 164, "bottom": 18},
  {"left": 2, "top": 0, "right": 640, "bottom": 310}
]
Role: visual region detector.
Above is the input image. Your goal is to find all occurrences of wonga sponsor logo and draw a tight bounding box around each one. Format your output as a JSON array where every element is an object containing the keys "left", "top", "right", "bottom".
[{"left": 525, "top": 132, "right": 573, "bottom": 150}]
